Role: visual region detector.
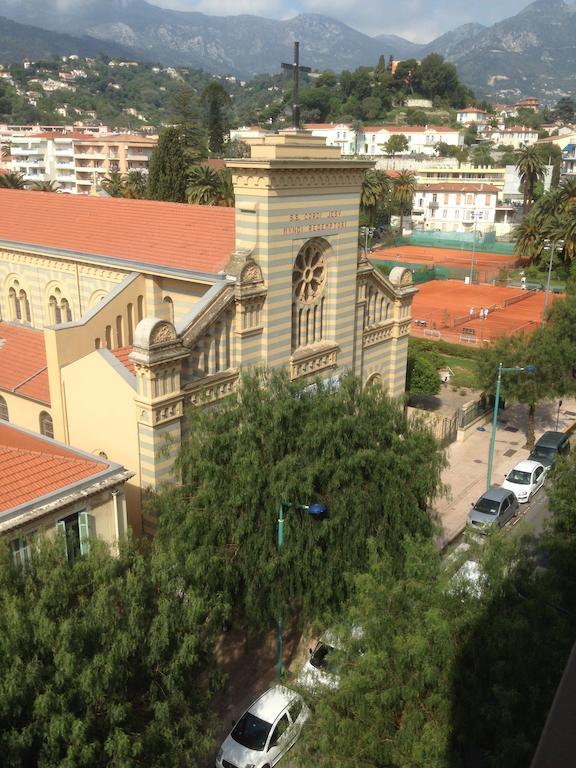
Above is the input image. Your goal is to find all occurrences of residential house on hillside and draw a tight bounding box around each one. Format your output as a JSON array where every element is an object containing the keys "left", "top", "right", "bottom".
[
  {"left": 481, "top": 125, "right": 539, "bottom": 149},
  {"left": 456, "top": 107, "right": 489, "bottom": 126},
  {"left": 303, "top": 123, "right": 463, "bottom": 157}
]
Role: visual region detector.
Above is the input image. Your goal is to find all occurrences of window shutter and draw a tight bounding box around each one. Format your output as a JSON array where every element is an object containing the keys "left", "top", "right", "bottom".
[
  {"left": 78, "top": 511, "right": 93, "bottom": 556},
  {"left": 56, "top": 520, "right": 68, "bottom": 559}
]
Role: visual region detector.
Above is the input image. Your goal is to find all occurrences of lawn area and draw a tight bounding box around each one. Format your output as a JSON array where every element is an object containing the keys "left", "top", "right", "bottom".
[{"left": 440, "top": 354, "right": 480, "bottom": 389}]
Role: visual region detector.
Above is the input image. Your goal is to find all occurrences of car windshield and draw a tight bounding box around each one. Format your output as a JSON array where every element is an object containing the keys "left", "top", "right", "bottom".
[
  {"left": 310, "top": 642, "right": 334, "bottom": 669},
  {"left": 507, "top": 470, "right": 531, "bottom": 485},
  {"left": 532, "top": 446, "right": 555, "bottom": 459},
  {"left": 474, "top": 497, "right": 500, "bottom": 516},
  {"left": 231, "top": 712, "right": 272, "bottom": 751}
]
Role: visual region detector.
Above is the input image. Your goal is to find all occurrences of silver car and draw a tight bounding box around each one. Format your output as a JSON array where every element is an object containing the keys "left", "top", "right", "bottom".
[{"left": 467, "top": 487, "right": 519, "bottom": 533}]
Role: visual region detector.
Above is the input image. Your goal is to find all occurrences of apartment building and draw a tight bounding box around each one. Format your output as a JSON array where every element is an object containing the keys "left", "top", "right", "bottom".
[
  {"left": 6, "top": 132, "right": 156, "bottom": 193},
  {"left": 561, "top": 144, "right": 576, "bottom": 179},
  {"left": 303, "top": 123, "right": 463, "bottom": 157},
  {"left": 481, "top": 125, "right": 539, "bottom": 149},
  {"left": 412, "top": 183, "right": 499, "bottom": 233},
  {"left": 73, "top": 134, "right": 156, "bottom": 194}
]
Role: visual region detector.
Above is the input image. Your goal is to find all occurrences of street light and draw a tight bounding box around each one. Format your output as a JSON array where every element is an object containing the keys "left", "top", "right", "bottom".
[
  {"left": 276, "top": 500, "right": 327, "bottom": 679},
  {"left": 541, "top": 238, "right": 564, "bottom": 326},
  {"left": 468, "top": 211, "right": 481, "bottom": 284},
  {"left": 486, "top": 362, "right": 537, "bottom": 490},
  {"left": 360, "top": 226, "right": 375, "bottom": 257}
]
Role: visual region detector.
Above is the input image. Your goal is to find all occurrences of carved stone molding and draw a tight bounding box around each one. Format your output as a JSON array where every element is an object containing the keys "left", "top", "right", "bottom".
[
  {"left": 232, "top": 168, "right": 365, "bottom": 191},
  {"left": 290, "top": 343, "right": 339, "bottom": 381},
  {"left": 363, "top": 324, "right": 394, "bottom": 348},
  {"left": 185, "top": 370, "right": 239, "bottom": 407},
  {"left": 0, "top": 248, "right": 127, "bottom": 282}
]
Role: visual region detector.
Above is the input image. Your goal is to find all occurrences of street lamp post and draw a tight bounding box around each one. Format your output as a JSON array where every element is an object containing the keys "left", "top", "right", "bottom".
[
  {"left": 541, "top": 238, "right": 565, "bottom": 326},
  {"left": 468, "top": 211, "right": 480, "bottom": 284},
  {"left": 486, "top": 363, "right": 536, "bottom": 490},
  {"left": 360, "top": 226, "right": 375, "bottom": 257},
  {"left": 277, "top": 500, "right": 326, "bottom": 679}
]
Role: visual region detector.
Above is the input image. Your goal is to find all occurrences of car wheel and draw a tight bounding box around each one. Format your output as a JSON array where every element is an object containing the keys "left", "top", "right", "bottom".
[{"left": 527, "top": 492, "right": 532, "bottom": 503}]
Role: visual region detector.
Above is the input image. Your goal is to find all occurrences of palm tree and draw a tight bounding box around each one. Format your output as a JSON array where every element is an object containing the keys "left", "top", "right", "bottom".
[
  {"left": 217, "top": 168, "right": 235, "bottom": 207},
  {"left": 31, "top": 180, "right": 60, "bottom": 192},
  {"left": 558, "top": 176, "right": 576, "bottom": 208},
  {"left": 530, "top": 187, "right": 563, "bottom": 227},
  {"left": 1, "top": 141, "right": 11, "bottom": 159},
  {"left": 100, "top": 171, "right": 127, "bottom": 198},
  {"left": 513, "top": 214, "right": 544, "bottom": 263},
  {"left": 186, "top": 165, "right": 222, "bottom": 205},
  {"left": 360, "top": 169, "right": 390, "bottom": 227},
  {"left": 515, "top": 145, "right": 546, "bottom": 214},
  {"left": 125, "top": 170, "right": 147, "bottom": 199},
  {"left": 0, "top": 172, "right": 27, "bottom": 189},
  {"left": 391, "top": 170, "right": 416, "bottom": 235}
]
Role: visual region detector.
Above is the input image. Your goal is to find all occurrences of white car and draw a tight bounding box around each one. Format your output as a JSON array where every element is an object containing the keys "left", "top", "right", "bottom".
[
  {"left": 502, "top": 459, "right": 547, "bottom": 503},
  {"left": 216, "top": 685, "right": 308, "bottom": 768}
]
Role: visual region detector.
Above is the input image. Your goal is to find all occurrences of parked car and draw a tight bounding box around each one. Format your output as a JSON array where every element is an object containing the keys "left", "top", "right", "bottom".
[
  {"left": 529, "top": 431, "right": 571, "bottom": 469},
  {"left": 216, "top": 686, "right": 308, "bottom": 768},
  {"left": 467, "top": 486, "right": 519, "bottom": 533},
  {"left": 502, "top": 459, "right": 547, "bottom": 503}
]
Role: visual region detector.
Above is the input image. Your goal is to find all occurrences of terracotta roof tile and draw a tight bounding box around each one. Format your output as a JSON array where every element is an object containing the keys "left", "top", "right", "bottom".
[
  {"left": 0, "top": 190, "right": 236, "bottom": 277},
  {"left": 110, "top": 346, "right": 135, "bottom": 374},
  {"left": 0, "top": 423, "right": 105, "bottom": 513},
  {"left": 0, "top": 322, "right": 50, "bottom": 404}
]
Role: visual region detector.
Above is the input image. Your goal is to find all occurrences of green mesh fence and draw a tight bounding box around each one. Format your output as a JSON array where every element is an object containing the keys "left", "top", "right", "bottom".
[{"left": 392, "top": 233, "right": 516, "bottom": 256}]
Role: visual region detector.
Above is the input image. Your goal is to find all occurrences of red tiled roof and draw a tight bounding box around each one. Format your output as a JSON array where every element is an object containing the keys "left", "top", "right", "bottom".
[
  {"left": 0, "top": 422, "right": 105, "bottom": 513},
  {"left": 0, "top": 190, "right": 236, "bottom": 276},
  {"left": 458, "top": 107, "right": 488, "bottom": 114},
  {"left": 0, "top": 322, "right": 50, "bottom": 404},
  {"left": 110, "top": 346, "right": 135, "bottom": 374}
]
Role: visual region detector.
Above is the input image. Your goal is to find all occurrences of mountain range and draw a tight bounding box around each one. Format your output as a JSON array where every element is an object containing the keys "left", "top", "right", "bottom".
[{"left": 0, "top": 0, "right": 574, "bottom": 100}]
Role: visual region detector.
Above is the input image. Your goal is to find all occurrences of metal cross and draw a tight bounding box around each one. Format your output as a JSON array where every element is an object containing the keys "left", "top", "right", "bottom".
[{"left": 281, "top": 42, "right": 311, "bottom": 130}]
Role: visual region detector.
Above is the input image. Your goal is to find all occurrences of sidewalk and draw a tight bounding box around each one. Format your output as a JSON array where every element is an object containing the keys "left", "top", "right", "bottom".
[{"left": 435, "top": 397, "right": 576, "bottom": 547}]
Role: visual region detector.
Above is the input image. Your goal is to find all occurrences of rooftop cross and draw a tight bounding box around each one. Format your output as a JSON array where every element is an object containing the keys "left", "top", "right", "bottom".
[{"left": 281, "top": 42, "right": 312, "bottom": 130}]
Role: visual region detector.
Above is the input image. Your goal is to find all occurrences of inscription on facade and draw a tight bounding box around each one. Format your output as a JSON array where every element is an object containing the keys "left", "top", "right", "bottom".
[{"left": 283, "top": 209, "right": 347, "bottom": 236}]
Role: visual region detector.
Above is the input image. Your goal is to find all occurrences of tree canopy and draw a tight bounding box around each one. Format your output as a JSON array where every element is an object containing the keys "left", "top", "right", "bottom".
[
  {"left": 152, "top": 371, "right": 445, "bottom": 634},
  {"left": 0, "top": 537, "right": 223, "bottom": 768}
]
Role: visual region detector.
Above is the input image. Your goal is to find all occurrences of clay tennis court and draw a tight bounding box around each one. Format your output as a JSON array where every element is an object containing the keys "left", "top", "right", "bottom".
[
  {"left": 374, "top": 244, "right": 517, "bottom": 280},
  {"left": 411, "top": 280, "right": 560, "bottom": 346}
]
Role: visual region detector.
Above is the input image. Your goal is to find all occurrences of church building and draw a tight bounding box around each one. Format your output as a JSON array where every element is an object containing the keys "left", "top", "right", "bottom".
[{"left": 0, "top": 130, "right": 416, "bottom": 535}]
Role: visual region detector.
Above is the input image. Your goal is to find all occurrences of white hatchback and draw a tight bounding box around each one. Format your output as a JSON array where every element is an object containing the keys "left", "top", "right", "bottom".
[
  {"left": 216, "top": 685, "right": 309, "bottom": 768},
  {"left": 502, "top": 459, "right": 547, "bottom": 503}
]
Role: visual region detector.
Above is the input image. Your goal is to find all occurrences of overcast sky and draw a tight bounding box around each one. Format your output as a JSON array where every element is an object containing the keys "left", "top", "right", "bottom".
[{"left": 150, "top": 0, "right": 532, "bottom": 42}]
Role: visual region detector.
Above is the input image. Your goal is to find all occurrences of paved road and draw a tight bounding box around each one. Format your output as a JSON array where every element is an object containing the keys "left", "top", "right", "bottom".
[{"left": 510, "top": 482, "right": 551, "bottom": 538}]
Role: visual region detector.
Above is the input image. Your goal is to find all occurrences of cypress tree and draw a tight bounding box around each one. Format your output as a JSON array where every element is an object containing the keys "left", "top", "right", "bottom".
[{"left": 147, "top": 127, "right": 189, "bottom": 202}]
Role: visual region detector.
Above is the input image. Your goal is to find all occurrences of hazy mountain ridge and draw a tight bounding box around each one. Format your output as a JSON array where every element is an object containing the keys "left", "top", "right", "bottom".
[
  {"left": 0, "top": 0, "right": 575, "bottom": 99},
  {"left": 0, "top": 13, "right": 143, "bottom": 63}
]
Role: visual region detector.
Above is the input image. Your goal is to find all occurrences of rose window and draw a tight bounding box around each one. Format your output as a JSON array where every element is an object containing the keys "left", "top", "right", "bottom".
[{"left": 293, "top": 243, "right": 327, "bottom": 304}]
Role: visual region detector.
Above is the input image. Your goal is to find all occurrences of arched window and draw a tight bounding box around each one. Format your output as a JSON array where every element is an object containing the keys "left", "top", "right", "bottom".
[
  {"left": 116, "top": 315, "right": 123, "bottom": 347},
  {"left": 291, "top": 239, "right": 328, "bottom": 352},
  {"left": 163, "top": 296, "right": 174, "bottom": 323},
  {"left": 137, "top": 295, "right": 144, "bottom": 323},
  {"left": 127, "top": 303, "right": 134, "bottom": 345},
  {"left": 0, "top": 395, "right": 8, "bottom": 421},
  {"left": 47, "top": 287, "right": 72, "bottom": 325},
  {"left": 105, "top": 325, "right": 112, "bottom": 349},
  {"left": 39, "top": 411, "right": 53, "bottom": 438},
  {"left": 7, "top": 279, "right": 31, "bottom": 323}
]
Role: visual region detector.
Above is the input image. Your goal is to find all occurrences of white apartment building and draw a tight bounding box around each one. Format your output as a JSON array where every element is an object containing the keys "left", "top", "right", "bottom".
[
  {"left": 7, "top": 133, "right": 156, "bottom": 193},
  {"left": 412, "top": 183, "right": 499, "bottom": 233},
  {"left": 481, "top": 125, "right": 539, "bottom": 149},
  {"left": 303, "top": 123, "right": 463, "bottom": 157},
  {"left": 456, "top": 108, "right": 489, "bottom": 126}
]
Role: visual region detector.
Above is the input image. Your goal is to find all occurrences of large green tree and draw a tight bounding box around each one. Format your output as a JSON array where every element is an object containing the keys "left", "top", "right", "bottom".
[
  {"left": 153, "top": 371, "right": 445, "bottom": 634},
  {"left": 360, "top": 169, "right": 390, "bottom": 227},
  {"left": 0, "top": 537, "right": 223, "bottom": 768},
  {"left": 201, "top": 81, "right": 231, "bottom": 155},
  {"left": 147, "top": 127, "right": 190, "bottom": 203}
]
